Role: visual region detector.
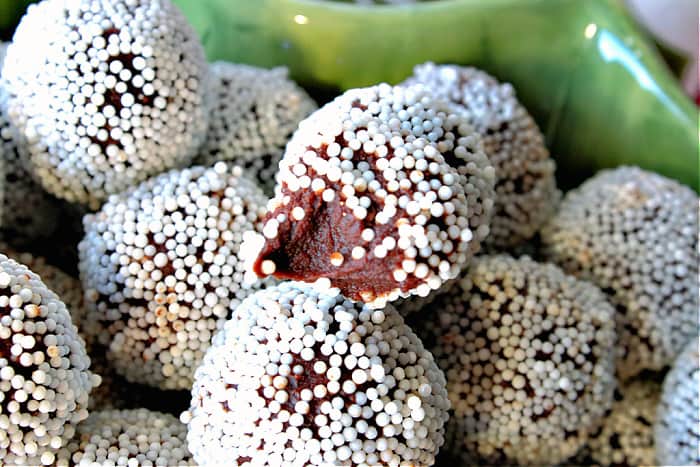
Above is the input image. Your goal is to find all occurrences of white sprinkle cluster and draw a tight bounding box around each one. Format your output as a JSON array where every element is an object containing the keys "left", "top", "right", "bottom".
[
  {"left": 0, "top": 253, "right": 99, "bottom": 466},
  {"left": 583, "top": 379, "right": 660, "bottom": 467},
  {"left": 59, "top": 408, "right": 193, "bottom": 466},
  {"left": 541, "top": 166, "right": 699, "bottom": 379},
  {"left": 182, "top": 281, "right": 451, "bottom": 466},
  {"left": 413, "top": 255, "right": 617, "bottom": 465},
  {"left": 197, "top": 62, "right": 317, "bottom": 194},
  {"left": 654, "top": 337, "right": 700, "bottom": 466},
  {"left": 78, "top": 162, "right": 269, "bottom": 390},
  {"left": 245, "top": 83, "right": 495, "bottom": 308},
  {"left": 2, "top": 0, "right": 209, "bottom": 209},
  {"left": 0, "top": 42, "right": 60, "bottom": 240},
  {"left": 405, "top": 62, "right": 560, "bottom": 248}
]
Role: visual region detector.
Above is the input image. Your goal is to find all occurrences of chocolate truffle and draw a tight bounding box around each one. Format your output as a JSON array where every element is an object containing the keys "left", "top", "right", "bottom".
[
  {"left": 0, "top": 253, "right": 99, "bottom": 465},
  {"left": 541, "top": 166, "right": 699, "bottom": 379},
  {"left": 2, "top": 0, "right": 209, "bottom": 209},
  {"left": 197, "top": 62, "right": 317, "bottom": 193},
  {"left": 654, "top": 338, "right": 700, "bottom": 466},
  {"left": 412, "top": 255, "right": 617, "bottom": 465},
  {"left": 182, "top": 281, "right": 451, "bottom": 466},
  {"left": 59, "top": 408, "right": 192, "bottom": 466},
  {"left": 243, "top": 83, "right": 495, "bottom": 308},
  {"left": 405, "top": 63, "right": 559, "bottom": 248},
  {"left": 0, "top": 42, "right": 60, "bottom": 241},
  {"left": 78, "top": 163, "right": 269, "bottom": 390}
]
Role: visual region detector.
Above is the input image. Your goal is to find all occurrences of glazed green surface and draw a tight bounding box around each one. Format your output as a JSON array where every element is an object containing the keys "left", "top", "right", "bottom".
[{"left": 173, "top": 0, "right": 699, "bottom": 190}]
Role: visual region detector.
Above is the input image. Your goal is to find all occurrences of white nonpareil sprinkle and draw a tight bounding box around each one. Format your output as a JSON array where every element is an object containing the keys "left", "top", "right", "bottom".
[
  {"left": 405, "top": 62, "right": 560, "bottom": 248},
  {"left": 2, "top": 0, "right": 209, "bottom": 209},
  {"left": 197, "top": 62, "right": 317, "bottom": 194},
  {"left": 411, "top": 254, "right": 617, "bottom": 465},
  {"left": 541, "top": 166, "right": 699, "bottom": 379},
  {"left": 583, "top": 379, "right": 660, "bottom": 467},
  {"left": 654, "top": 338, "right": 700, "bottom": 466},
  {"left": 78, "top": 163, "right": 269, "bottom": 390},
  {"left": 0, "top": 253, "right": 99, "bottom": 466},
  {"left": 58, "top": 408, "right": 193, "bottom": 466},
  {"left": 182, "top": 281, "right": 451, "bottom": 466},
  {"left": 0, "top": 42, "right": 60, "bottom": 240},
  {"left": 244, "top": 83, "right": 495, "bottom": 308}
]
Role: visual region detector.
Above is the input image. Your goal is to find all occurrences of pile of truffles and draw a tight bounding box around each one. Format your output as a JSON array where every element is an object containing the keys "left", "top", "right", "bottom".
[
  {"left": 182, "top": 281, "right": 450, "bottom": 466},
  {"left": 2, "top": 0, "right": 209, "bottom": 208},
  {"left": 410, "top": 255, "right": 617, "bottom": 465},
  {"left": 1, "top": 0, "right": 698, "bottom": 466},
  {"left": 78, "top": 162, "right": 268, "bottom": 390},
  {"left": 242, "top": 83, "right": 496, "bottom": 308}
]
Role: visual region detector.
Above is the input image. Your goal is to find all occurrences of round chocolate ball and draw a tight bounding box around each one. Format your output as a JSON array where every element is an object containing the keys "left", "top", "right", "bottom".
[
  {"left": 78, "top": 163, "right": 269, "bottom": 390},
  {"left": 182, "top": 281, "right": 451, "bottom": 466},
  {"left": 2, "top": 0, "right": 209, "bottom": 208},
  {"left": 243, "top": 83, "right": 495, "bottom": 308},
  {"left": 412, "top": 254, "right": 617, "bottom": 465},
  {"left": 541, "top": 166, "right": 699, "bottom": 379}
]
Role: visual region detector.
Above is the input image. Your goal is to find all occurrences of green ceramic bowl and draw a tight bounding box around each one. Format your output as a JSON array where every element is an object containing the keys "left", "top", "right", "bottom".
[{"left": 172, "top": 0, "right": 698, "bottom": 190}]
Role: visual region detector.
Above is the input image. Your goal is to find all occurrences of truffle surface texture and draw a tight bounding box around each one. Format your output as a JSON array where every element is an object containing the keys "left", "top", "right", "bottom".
[
  {"left": 405, "top": 62, "right": 559, "bottom": 248},
  {"left": 0, "top": 253, "right": 99, "bottom": 466},
  {"left": 60, "top": 408, "right": 193, "bottom": 466},
  {"left": 654, "top": 337, "right": 700, "bottom": 467},
  {"left": 197, "top": 62, "right": 317, "bottom": 194}
]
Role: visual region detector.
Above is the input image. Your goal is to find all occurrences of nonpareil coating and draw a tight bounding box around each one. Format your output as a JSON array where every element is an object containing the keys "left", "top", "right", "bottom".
[{"left": 243, "top": 83, "right": 495, "bottom": 308}]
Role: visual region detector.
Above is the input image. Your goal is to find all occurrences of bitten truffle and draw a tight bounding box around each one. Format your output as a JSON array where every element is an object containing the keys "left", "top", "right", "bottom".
[
  {"left": 405, "top": 63, "right": 559, "bottom": 248},
  {"left": 244, "top": 83, "right": 496, "bottom": 308},
  {"left": 411, "top": 255, "right": 617, "bottom": 465},
  {"left": 59, "top": 408, "right": 192, "bottom": 466},
  {"left": 0, "top": 254, "right": 99, "bottom": 466},
  {"left": 182, "top": 281, "right": 451, "bottom": 466},
  {"left": 78, "top": 163, "right": 269, "bottom": 390},
  {"left": 541, "top": 166, "right": 699, "bottom": 379},
  {"left": 0, "top": 42, "right": 59, "bottom": 241},
  {"left": 197, "top": 62, "right": 317, "bottom": 193},
  {"left": 2, "top": 0, "right": 209, "bottom": 209},
  {"left": 584, "top": 379, "right": 660, "bottom": 467},
  {"left": 654, "top": 338, "right": 700, "bottom": 466}
]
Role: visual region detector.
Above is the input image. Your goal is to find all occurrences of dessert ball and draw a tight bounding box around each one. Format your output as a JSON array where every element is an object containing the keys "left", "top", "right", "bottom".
[
  {"left": 59, "top": 408, "right": 192, "bottom": 466},
  {"left": 182, "top": 281, "right": 451, "bottom": 466},
  {"left": 0, "top": 254, "right": 99, "bottom": 465},
  {"left": 405, "top": 63, "right": 559, "bottom": 248},
  {"left": 585, "top": 379, "right": 660, "bottom": 467},
  {"left": 412, "top": 255, "right": 617, "bottom": 465},
  {"left": 244, "top": 83, "right": 496, "bottom": 308},
  {"left": 2, "top": 0, "right": 208, "bottom": 209},
  {"left": 197, "top": 62, "right": 317, "bottom": 194},
  {"left": 78, "top": 163, "right": 269, "bottom": 390},
  {"left": 0, "top": 42, "right": 60, "bottom": 241},
  {"left": 541, "top": 166, "right": 699, "bottom": 379},
  {"left": 655, "top": 338, "right": 700, "bottom": 466}
]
